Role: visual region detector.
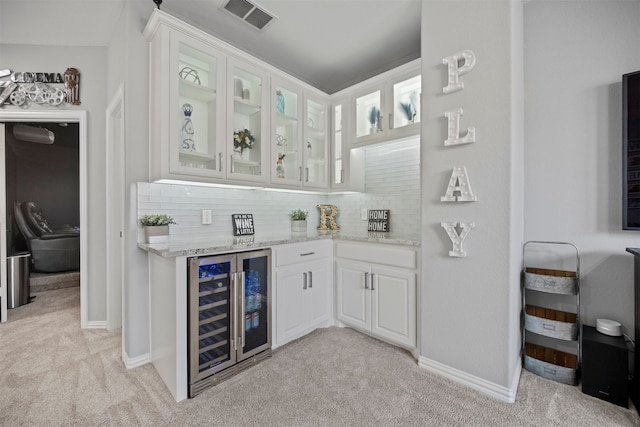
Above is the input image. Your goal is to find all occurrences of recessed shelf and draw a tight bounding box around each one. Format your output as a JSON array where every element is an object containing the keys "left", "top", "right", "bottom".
[
  {"left": 234, "top": 97, "right": 261, "bottom": 116},
  {"left": 180, "top": 80, "right": 216, "bottom": 101},
  {"left": 180, "top": 149, "right": 215, "bottom": 161}
]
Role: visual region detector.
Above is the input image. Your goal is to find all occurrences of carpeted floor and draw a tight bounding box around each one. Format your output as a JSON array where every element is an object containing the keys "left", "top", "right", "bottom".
[{"left": 1, "top": 287, "right": 639, "bottom": 426}]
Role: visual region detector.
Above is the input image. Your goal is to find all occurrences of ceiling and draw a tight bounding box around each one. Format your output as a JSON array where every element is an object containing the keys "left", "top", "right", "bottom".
[{"left": 0, "top": 0, "right": 421, "bottom": 94}]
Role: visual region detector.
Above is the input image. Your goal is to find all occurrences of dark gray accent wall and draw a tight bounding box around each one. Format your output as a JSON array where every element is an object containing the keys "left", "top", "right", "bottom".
[{"left": 5, "top": 123, "right": 79, "bottom": 253}]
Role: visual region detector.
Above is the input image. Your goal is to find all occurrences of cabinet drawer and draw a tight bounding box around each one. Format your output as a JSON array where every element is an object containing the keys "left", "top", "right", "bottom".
[
  {"left": 336, "top": 242, "right": 417, "bottom": 269},
  {"left": 274, "top": 241, "right": 332, "bottom": 268}
]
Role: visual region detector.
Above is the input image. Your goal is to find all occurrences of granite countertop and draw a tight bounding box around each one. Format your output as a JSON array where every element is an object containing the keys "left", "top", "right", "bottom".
[
  {"left": 626, "top": 248, "right": 640, "bottom": 256},
  {"left": 138, "top": 229, "right": 420, "bottom": 258}
]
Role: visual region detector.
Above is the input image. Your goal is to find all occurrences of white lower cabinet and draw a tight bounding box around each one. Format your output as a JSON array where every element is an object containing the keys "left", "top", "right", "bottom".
[
  {"left": 336, "top": 242, "right": 417, "bottom": 350},
  {"left": 273, "top": 240, "right": 333, "bottom": 347}
]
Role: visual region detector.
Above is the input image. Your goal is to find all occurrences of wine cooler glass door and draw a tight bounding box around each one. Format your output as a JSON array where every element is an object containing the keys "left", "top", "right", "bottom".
[
  {"left": 189, "top": 254, "right": 236, "bottom": 383},
  {"left": 237, "top": 249, "right": 271, "bottom": 361}
]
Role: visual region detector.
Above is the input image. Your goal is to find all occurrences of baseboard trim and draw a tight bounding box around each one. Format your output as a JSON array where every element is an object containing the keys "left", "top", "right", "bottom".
[
  {"left": 86, "top": 320, "right": 107, "bottom": 329},
  {"left": 123, "top": 350, "right": 151, "bottom": 369},
  {"left": 418, "top": 356, "right": 520, "bottom": 403}
]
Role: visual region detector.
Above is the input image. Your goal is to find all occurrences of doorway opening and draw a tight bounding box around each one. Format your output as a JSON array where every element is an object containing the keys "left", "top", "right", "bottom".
[
  {"left": 9, "top": 122, "right": 79, "bottom": 280},
  {"left": 0, "top": 111, "right": 88, "bottom": 327}
]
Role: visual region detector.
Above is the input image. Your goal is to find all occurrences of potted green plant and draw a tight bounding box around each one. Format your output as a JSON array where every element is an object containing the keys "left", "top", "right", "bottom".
[
  {"left": 289, "top": 209, "right": 308, "bottom": 232},
  {"left": 140, "top": 214, "right": 176, "bottom": 243}
]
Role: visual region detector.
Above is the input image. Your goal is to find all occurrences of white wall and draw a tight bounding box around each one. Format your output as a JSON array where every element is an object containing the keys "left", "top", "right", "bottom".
[
  {"left": 107, "top": 1, "right": 155, "bottom": 360},
  {"left": 420, "top": 0, "right": 524, "bottom": 396},
  {"left": 524, "top": 1, "right": 640, "bottom": 339},
  {"left": 0, "top": 45, "right": 109, "bottom": 323}
]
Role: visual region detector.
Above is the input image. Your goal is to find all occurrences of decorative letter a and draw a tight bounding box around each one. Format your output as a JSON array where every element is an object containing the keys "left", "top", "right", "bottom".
[{"left": 441, "top": 166, "right": 477, "bottom": 202}]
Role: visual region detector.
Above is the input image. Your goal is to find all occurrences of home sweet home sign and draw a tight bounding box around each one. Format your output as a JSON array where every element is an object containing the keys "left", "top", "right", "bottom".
[{"left": 440, "top": 50, "right": 477, "bottom": 258}]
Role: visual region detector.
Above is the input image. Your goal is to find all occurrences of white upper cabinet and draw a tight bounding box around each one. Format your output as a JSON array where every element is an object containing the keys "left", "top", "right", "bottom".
[
  {"left": 145, "top": 10, "right": 418, "bottom": 192},
  {"left": 269, "top": 78, "right": 329, "bottom": 189},
  {"left": 146, "top": 20, "right": 228, "bottom": 183},
  {"left": 173, "top": 35, "right": 226, "bottom": 178},
  {"left": 350, "top": 60, "right": 421, "bottom": 147},
  {"left": 331, "top": 98, "right": 364, "bottom": 192},
  {"left": 303, "top": 94, "right": 329, "bottom": 189},
  {"left": 146, "top": 11, "right": 269, "bottom": 185},
  {"left": 227, "top": 58, "right": 269, "bottom": 183},
  {"left": 270, "top": 79, "right": 302, "bottom": 186}
]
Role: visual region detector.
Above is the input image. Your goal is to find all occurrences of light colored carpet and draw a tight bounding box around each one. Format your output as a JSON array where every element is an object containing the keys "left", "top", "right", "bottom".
[{"left": 1, "top": 287, "right": 639, "bottom": 426}]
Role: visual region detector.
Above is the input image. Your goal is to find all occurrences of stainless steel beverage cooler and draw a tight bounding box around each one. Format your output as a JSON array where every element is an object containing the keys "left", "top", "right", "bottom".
[{"left": 188, "top": 249, "right": 271, "bottom": 397}]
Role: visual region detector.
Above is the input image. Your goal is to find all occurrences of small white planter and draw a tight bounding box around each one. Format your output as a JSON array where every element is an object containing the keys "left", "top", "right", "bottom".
[
  {"left": 291, "top": 220, "right": 307, "bottom": 233},
  {"left": 145, "top": 225, "right": 169, "bottom": 244}
]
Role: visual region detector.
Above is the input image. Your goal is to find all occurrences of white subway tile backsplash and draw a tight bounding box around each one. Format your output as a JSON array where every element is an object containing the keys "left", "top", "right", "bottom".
[{"left": 137, "top": 138, "right": 421, "bottom": 239}]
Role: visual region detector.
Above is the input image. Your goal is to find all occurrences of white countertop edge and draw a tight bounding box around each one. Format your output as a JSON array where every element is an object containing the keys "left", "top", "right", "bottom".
[{"left": 138, "top": 231, "right": 420, "bottom": 258}]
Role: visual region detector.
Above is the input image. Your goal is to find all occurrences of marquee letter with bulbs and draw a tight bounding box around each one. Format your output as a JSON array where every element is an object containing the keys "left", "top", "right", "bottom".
[{"left": 440, "top": 50, "right": 477, "bottom": 258}]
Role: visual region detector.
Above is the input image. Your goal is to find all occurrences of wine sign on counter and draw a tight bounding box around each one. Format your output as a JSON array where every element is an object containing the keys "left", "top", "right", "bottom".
[{"left": 232, "top": 213, "right": 255, "bottom": 236}]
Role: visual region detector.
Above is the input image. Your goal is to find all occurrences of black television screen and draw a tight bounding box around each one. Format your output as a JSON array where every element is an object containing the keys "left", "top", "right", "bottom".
[{"left": 623, "top": 70, "right": 640, "bottom": 229}]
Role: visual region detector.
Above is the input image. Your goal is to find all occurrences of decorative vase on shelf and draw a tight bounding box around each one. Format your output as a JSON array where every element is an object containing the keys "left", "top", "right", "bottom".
[
  {"left": 234, "top": 78, "right": 243, "bottom": 98},
  {"left": 181, "top": 103, "right": 195, "bottom": 152},
  {"left": 276, "top": 153, "right": 285, "bottom": 178},
  {"left": 234, "top": 147, "right": 246, "bottom": 161},
  {"left": 291, "top": 220, "right": 307, "bottom": 233},
  {"left": 276, "top": 90, "right": 285, "bottom": 114}
]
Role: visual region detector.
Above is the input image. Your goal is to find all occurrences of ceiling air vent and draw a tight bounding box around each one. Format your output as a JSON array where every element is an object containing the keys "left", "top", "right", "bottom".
[{"left": 222, "top": 0, "right": 276, "bottom": 31}]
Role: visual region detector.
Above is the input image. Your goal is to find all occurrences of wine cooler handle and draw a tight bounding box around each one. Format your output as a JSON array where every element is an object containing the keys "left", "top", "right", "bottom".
[
  {"left": 231, "top": 272, "right": 237, "bottom": 350},
  {"left": 218, "top": 152, "right": 222, "bottom": 172},
  {"left": 230, "top": 154, "right": 234, "bottom": 174},
  {"left": 308, "top": 271, "right": 313, "bottom": 288},
  {"left": 364, "top": 272, "right": 369, "bottom": 289},
  {"left": 240, "top": 271, "right": 246, "bottom": 348},
  {"left": 303, "top": 272, "right": 307, "bottom": 290},
  {"left": 389, "top": 113, "right": 393, "bottom": 130},
  {"left": 370, "top": 273, "right": 375, "bottom": 291}
]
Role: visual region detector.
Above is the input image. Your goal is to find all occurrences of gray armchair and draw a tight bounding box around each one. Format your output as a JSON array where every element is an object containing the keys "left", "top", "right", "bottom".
[{"left": 14, "top": 201, "right": 80, "bottom": 273}]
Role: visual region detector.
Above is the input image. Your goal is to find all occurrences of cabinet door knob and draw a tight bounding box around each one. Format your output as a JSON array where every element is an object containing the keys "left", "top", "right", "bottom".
[
  {"left": 370, "top": 273, "right": 375, "bottom": 290},
  {"left": 308, "top": 271, "right": 313, "bottom": 288},
  {"left": 303, "top": 272, "right": 308, "bottom": 290},
  {"left": 364, "top": 272, "right": 369, "bottom": 289}
]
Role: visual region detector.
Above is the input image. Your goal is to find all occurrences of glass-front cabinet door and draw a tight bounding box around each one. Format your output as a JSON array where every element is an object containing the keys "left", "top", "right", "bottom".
[
  {"left": 332, "top": 101, "right": 346, "bottom": 189},
  {"left": 270, "top": 81, "right": 301, "bottom": 186},
  {"left": 171, "top": 33, "right": 226, "bottom": 178},
  {"left": 227, "top": 59, "right": 268, "bottom": 182},
  {"left": 237, "top": 249, "right": 271, "bottom": 361},
  {"left": 303, "top": 96, "right": 328, "bottom": 188},
  {"left": 390, "top": 72, "right": 421, "bottom": 132},
  {"left": 354, "top": 86, "right": 384, "bottom": 144},
  {"left": 189, "top": 254, "right": 237, "bottom": 385}
]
